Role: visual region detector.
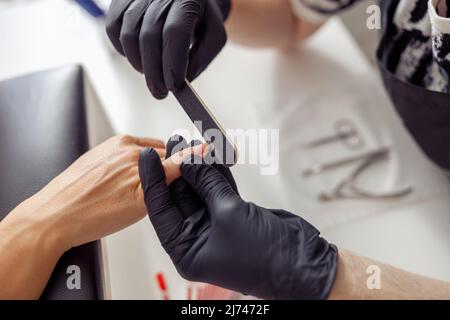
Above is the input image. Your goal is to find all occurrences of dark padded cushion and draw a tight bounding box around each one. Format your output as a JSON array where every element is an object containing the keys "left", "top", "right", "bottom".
[{"left": 0, "top": 66, "right": 103, "bottom": 300}]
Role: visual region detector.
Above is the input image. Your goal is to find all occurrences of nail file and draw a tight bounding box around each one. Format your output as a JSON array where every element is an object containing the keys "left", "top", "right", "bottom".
[{"left": 173, "top": 80, "right": 238, "bottom": 167}]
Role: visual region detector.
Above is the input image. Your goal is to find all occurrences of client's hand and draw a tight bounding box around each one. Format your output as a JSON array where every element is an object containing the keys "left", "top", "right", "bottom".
[
  {"left": 5, "top": 135, "right": 166, "bottom": 251},
  {"left": 0, "top": 134, "right": 205, "bottom": 299},
  {"left": 4, "top": 133, "right": 207, "bottom": 250}
]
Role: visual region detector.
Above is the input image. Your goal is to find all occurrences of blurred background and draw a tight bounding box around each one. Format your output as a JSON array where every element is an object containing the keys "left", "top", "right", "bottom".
[{"left": 0, "top": 0, "right": 379, "bottom": 60}]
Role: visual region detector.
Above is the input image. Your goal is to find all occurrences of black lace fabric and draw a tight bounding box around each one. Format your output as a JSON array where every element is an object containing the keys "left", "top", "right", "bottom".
[{"left": 294, "top": 0, "right": 450, "bottom": 92}]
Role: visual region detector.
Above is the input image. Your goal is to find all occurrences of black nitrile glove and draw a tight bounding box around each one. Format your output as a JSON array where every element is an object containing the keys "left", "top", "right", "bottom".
[
  {"left": 106, "top": 0, "right": 231, "bottom": 99},
  {"left": 138, "top": 138, "right": 338, "bottom": 300}
]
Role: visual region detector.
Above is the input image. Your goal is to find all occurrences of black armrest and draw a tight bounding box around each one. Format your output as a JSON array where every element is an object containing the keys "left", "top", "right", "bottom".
[{"left": 0, "top": 65, "right": 104, "bottom": 300}]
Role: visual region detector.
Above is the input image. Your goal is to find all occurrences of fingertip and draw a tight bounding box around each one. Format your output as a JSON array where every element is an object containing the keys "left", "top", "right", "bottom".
[
  {"left": 167, "top": 134, "right": 185, "bottom": 144},
  {"left": 166, "top": 135, "right": 188, "bottom": 159},
  {"left": 139, "top": 147, "right": 160, "bottom": 161},
  {"left": 184, "top": 144, "right": 209, "bottom": 163},
  {"left": 145, "top": 76, "right": 169, "bottom": 100},
  {"left": 166, "top": 75, "right": 186, "bottom": 93},
  {"left": 127, "top": 55, "right": 144, "bottom": 73},
  {"left": 152, "top": 90, "right": 169, "bottom": 100}
]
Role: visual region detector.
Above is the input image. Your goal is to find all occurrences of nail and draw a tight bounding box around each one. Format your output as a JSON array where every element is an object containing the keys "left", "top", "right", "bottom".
[{"left": 192, "top": 143, "right": 208, "bottom": 156}]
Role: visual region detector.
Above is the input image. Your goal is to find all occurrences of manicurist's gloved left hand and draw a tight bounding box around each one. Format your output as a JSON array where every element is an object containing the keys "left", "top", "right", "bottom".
[
  {"left": 139, "top": 138, "right": 338, "bottom": 300},
  {"left": 106, "top": 0, "right": 231, "bottom": 99}
]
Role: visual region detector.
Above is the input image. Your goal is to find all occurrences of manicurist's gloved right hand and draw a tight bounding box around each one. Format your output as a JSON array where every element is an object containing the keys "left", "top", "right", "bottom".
[
  {"left": 139, "top": 138, "right": 339, "bottom": 300},
  {"left": 106, "top": 0, "right": 231, "bottom": 99}
]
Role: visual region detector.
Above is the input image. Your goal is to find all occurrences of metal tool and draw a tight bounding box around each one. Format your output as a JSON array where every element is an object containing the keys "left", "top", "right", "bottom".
[
  {"left": 305, "top": 119, "right": 364, "bottom": 150},
  {"left": 173, "top": 80, "right": 238, "bottom": 167},
  {"left": 302, "top": 147, "right": 389, "bottom": 177},
  {"left": 317, "top": 148, "right": 413, "bottom": 201}
]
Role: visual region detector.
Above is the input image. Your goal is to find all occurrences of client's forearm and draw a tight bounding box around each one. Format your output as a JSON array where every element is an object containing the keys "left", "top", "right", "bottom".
[
  {"left": 0, "top": 198, "right": 66, "bottom": 299},
  {"left": 226, "top": 0, "right": 321, "bottom": 47},
  {"left": 329, "top": 249, "right": 450, "bottom": 299}
]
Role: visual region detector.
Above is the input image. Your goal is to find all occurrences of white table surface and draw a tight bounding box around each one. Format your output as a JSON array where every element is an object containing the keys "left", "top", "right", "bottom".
[{"left": 1, "top": 0, "right": 449, "bottom": 299}]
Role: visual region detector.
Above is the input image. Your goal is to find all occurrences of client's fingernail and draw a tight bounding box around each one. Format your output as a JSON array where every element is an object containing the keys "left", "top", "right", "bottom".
[
  {"left": 206, "top": 143, "right": 214, "bottom": 155},
  {"left": 193, "top": 143, "right": 208, "bottom": 156}
]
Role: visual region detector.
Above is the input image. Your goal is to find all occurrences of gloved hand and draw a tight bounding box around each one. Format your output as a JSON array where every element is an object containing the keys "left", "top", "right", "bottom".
[
  {"left": 106, "top": 0, "right": 231, "bottom": 99},
  {"left": 139, "top": 136, "right": 338, "bottom": 300}
]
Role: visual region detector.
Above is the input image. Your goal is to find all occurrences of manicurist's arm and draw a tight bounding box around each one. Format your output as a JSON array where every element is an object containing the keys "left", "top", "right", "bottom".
[
  {"left": 329, "top": 250, "right": 450, "bottom": 300},
  {"left": 138, "top": 137, "right": 450, "bottom": 300},
  {"left": 226, "top": 0, "right": 321, "bottom": 47}
]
